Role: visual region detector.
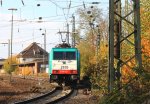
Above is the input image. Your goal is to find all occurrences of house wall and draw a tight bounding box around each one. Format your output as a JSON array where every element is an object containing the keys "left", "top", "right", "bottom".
[
  {"left": 20, "top": 66, "right": 36, "bottom": 75},
  {"left": 36, "top": 62, "right": 45, "bottom": 73},
  {"left": 18, "top": 61, "right": 48, "bottom": 75},
  {"left": 19, "top": 58, "right": 35, "bottom": 63}
]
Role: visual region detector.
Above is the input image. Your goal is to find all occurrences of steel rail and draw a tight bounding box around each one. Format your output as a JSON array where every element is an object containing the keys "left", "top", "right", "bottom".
[
  {"left": 14, "top": 87, "right": 74, "bottom": 104},
  {"left": 46, "top": 88, "right": 74, "bottom": 104},
  {"left": 14, "top": 88, "right": 58, "bottom": 104}
]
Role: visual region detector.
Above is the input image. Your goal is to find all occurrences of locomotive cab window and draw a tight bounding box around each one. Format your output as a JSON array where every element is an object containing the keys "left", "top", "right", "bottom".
[
  {"left": 66, "top": 52, "right": 76, "bottom": 60},
  {"left": 53, "top": 52, "right": 64, "bottom": 60},
  {"left": 53, "top": 51, "right": 76, "bottom": 60}
]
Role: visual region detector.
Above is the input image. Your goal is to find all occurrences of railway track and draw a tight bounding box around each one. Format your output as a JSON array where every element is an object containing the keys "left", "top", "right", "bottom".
[{"left": 14, "top": 87, "right": 74, "bottom": 104}]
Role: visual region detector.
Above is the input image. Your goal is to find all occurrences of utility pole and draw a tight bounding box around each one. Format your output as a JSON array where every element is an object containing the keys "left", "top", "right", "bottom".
[
  {"left": 97, "top": 26, "right": 100, "bottom": 52},
  {"left": 95, "top": 25, "right": 100, "bottom": 78},
  {"left": 109, "top": 0, "right": 142, "bottom": 92},
  {"left": 40, "top": 28, "right": 46, "bottom": 72},
  {"left": 42, "top": 29, "right": 46, "bottom": 51},
  {"left": 114, "top": 0, "right": 121, "bottom": 89},
  {"left": 8, "top": 39, "right": 10, "bottom": 58},
  {"left": 8, "top": 8, "right": 17, "bottom": 65},
  {"left": 72, "top": 15, "right": 75, "bottom": 47},
  {"left": 109, "top": 0, "right": 115, "bottom": 92},
  {"left": 67, "top": 23, "right": 69, "bottom": 44},
  {"left": 40, "top": 28, "right": 46, "bottom": 51}
]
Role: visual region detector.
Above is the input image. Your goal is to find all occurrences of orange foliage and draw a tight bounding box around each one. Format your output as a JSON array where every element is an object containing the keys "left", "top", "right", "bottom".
[
  {"left": 122, "top": 61, "right": 137, "bottom": 83},
  {"left": 21, "top": 67, "right": 32, "bottom": 75},
  {"left": 142, "top": 38, "right": 150, "bottom": 58},
  {"left": 89, "top": 55, "right": 97, "bottom": 64}
]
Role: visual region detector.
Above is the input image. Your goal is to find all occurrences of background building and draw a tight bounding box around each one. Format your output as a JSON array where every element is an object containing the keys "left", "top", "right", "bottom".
[{"left": 17, "top": 42, "right": 48, "bottom": 75}]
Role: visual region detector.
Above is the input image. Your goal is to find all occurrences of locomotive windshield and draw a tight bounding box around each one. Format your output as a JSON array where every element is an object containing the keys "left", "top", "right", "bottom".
[
  {"left": 66, "top": 52, "right": 76, "bottom": 60},
  {"left": 53, "top": 52, "right": 76, "bottom": 60},
  {"left": 53, "top": 52, "right": 63, "bottom": 60}
]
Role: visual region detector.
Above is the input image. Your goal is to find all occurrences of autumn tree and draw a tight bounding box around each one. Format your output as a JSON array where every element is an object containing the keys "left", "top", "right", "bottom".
[
  {"left": 141, "top": 0, "right": 150, "bottom": 72},
  {"left": 75, "top": 6, "right": 109, "bottom": 89},
  {"left": 3, "top": 55, "right": 19, "bottom": 74}
]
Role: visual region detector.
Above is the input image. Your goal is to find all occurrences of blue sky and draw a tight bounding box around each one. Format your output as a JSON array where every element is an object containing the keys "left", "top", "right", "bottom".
[{"left": 0, "top": 0, "right": 109, "bottom": 58}]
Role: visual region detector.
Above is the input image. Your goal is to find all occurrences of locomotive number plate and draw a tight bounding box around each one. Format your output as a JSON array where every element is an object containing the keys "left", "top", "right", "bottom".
[{"left": 61, "top": 66, "right": 68, "bottom": 69}]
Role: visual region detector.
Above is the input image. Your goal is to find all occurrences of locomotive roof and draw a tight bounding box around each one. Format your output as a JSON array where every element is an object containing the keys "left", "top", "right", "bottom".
[
  {"left": 55, "top": 43, "right": 71, "bottom": 48},
  {"left": 51, "top": 48, "right": 78, "bottom": 52}
]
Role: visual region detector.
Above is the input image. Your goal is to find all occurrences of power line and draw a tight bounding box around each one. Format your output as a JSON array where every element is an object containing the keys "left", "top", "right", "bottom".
[
  {"left": 0, "top": 0, "right": 2, "bottom": 6},
  {"left": 48, "top": 0, "right": 63, "bottom": 9},
  {"left": 21, "top": 0, "right": 25, "bottom": 6}
]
